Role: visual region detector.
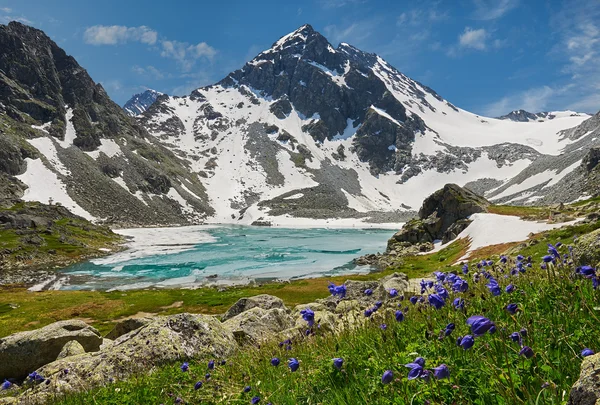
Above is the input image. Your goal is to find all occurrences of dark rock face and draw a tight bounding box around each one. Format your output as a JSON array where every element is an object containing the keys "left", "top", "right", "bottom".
[
  {"left": 218, "top": 24, "right": 428, "bottom": 173},
  {"left": 388, "top": 184, "right": 489, "bottom": 250},
  {"left": 418, "top": 183, "right": 489, "bottom": 233},
  {"left": 0, "top": 22, "right": 145, "bottom": 146},
  {"left": 497, "top": 110, "right": 550, "bottom": 122},
  {"left": 123, "top": 89, "right": 162, "bottom": 116},
  {"left": 582, "top": 147, "right": 600, "bottom": 172}
]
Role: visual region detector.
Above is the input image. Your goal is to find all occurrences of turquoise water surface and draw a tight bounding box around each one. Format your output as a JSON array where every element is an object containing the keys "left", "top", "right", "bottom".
[{"left": 58, "top": 226, "right": 394, "bottom": 291}]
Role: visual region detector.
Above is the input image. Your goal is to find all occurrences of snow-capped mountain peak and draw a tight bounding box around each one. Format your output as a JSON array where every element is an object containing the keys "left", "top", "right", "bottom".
[
  {"left": 136, "top": 25, "right": 593, "bottom": 226},
  {"left": 123, "top": 89, "right": 163, "bottom": 116}
]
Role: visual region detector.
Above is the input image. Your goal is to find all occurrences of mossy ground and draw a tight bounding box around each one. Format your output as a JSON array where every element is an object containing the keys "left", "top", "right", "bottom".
[{"left": 0, "top": 202, "right": 123, "bottom": 273}]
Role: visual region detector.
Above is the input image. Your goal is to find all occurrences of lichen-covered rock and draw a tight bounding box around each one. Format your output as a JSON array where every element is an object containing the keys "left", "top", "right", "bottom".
[
  {"left": 223, "top": 307, "right": 294, "bottom": 345},
  {"left": 293, "top": 302, "right": 328, "bottom": 313},
  {"left": 104, "top": 317, "right": 153, "bottom": 340},
  {"left": 11, "top": 314, "right": 236, "bottom": 404},
  {"left": 568, "top": 353, "right": 600, "bottom": 404},
  {"left": 0, "top": 320, "right": 102, "bottom": 381},
  {"left": 56, "top": 340, "right": 86, "bottom": 360},
  {"left": 335, "top": 300, "right": 360, "bottom": 314},
  {"left": 222, "top": 294, "right": 288, "bottom": 321},
  {"left": 380, "top": 272, "right": 410, "bottom": 294},
  {"left": 574, "top": 228, "right": 600, "bottom": 268}
]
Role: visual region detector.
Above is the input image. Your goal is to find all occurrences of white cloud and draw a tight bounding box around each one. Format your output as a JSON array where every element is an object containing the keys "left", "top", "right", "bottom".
[
  {"left": 132, "top": 65, "right": 165, "bottom": 80},
  {"left": 323, "top": 20, "right": 377, "bottom": 47},
  {"left": 160, "top": 40, "right": 216, "bottom": 71},
  {"left": 471, "top": 0, "right": 519, "bottom": 20},
  {"left": 319, "top": 0, "right": 366, "bottom": 9},
  {"left": 459, "top": 27, "right": 488, "bottom": 50},
  {"left": 483, "top": 86, "right": 558, "bottom": 117},
  {"left": 84, "top": 25, "right": 157, "bottom": 45},
  {"left": 0, "top": 12, "right": 33, "bottom": 25},
  {"left": 397, "top": 5, "right": 448, "bottom": 27}
]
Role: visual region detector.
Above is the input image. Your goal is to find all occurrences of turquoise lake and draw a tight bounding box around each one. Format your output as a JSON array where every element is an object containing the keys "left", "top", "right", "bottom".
[{"left": 57, "top": 225, "right": 395, "bottom": 291}]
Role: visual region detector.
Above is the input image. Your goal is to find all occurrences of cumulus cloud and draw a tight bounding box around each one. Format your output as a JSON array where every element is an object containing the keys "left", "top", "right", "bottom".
[
  {"left": 471, "top": 0, "right": 519, "bottom": 20},
  {"left": 459, "top": 27, "right": 488, "bottom": 50},
  {"left": 484, "top": 0, "right": 600, "bottom": 116},
  {"left": 84, "top": 25, "right": 158, "bottom": 45},
  {"left": 483, "top": 86, "right": 559, "bottom": 117},
  {"left": 132, "top": 65, "right": 165, "bottom": 80},
  {"left": 160, "top": 40, "right": 216, "bottom": 71}
]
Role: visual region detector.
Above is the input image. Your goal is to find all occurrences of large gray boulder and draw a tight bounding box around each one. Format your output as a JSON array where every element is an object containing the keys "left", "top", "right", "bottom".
[
  {"left": 223, "top": 307, "right": 294, "bottom": 344},
  {"left": 10, "top": 313, "right": 237, "bottom": 404},
  {"left": 104, "top": 317, "right": 153, "bottom": 340},
  {"left": 222, "top": 294, "right": 287, "bottom": 321},
  {"left": 0, "top": 320, "right": 102, "bottom": 381},
  {"left": 388, "top": 184, "right": 488, "bottom": 251},
  {"left": 380, "top": 272, "right": 410, "bottom": 293},
  {"left": 56, "top": 340, "right": 86, "bottom": 360},
  {"left": 568, "top": 353, "right": 600, "bottom": 404},
  {"left": 574, "top": 228, "right": 600, "bottom": 268}
]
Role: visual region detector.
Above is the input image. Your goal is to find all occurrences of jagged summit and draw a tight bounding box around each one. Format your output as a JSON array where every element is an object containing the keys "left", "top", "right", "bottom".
[
  {"left": 137, "top": 24, "right": 591, "bottom": 225},
  {"left": 123, "top": 89, "right": 163, "bottom": 116}
]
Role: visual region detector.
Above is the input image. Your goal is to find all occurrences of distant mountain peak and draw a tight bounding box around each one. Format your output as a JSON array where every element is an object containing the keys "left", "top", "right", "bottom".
[
  {"left": 123, "top": 89, "right": 163, "bottom": 116},
  {"left": 497, "top": 109, "right": 584, "bottom": 122}
]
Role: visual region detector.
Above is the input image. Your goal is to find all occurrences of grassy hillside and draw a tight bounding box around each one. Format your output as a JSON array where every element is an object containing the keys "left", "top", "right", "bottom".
[{"left": 35, "top": 220, "right": 600, "bottom": 405}]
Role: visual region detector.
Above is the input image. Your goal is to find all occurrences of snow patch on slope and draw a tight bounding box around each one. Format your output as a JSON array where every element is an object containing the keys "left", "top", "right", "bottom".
[{"left": 16, "top": 158, "right": 94, "bottom": 220}]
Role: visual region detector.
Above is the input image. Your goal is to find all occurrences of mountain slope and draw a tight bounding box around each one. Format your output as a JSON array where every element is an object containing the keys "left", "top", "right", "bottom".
[
  {"left": 484, "top": 111, "right": 600, "bottom": 204},
  {"left": 0, "top": 22, "right": 212, "bottom": 225},
  {"left": 123, "top": 89, "right": 162, "bottom": 116},
  {"left": 139, "top": 24, "right": 590, "bottom": 225}
]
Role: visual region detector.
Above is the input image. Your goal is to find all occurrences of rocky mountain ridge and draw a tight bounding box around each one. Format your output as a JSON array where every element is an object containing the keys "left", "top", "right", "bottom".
[
  {"left": 123, "top": 89, "right": 162, "bottom": 116},
  {"left": 0, "top": 22, "right": 598, "bottom": 227},
  {"left": 0, "top": 22, "right": 212, "bottom": 226},
  {"left": 138, "top": 24, "right": 593, "bottom": 225}
]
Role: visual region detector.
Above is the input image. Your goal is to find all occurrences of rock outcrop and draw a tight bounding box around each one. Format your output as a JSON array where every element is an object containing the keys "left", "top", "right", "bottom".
[
  {"left": 388, "top": 184, "right": 489, "bottom": 252},
  {"left": 0, "top": 320, "right": 102, "bottom": 381},
  {"left": 568, "top": 353, "right": 600, "bottom": 404},
  {"left": 574, "top": 228, "right": 600, "bottom": 268},
  {"left": 8, "top": 313, "right": 236, "bottom": 404},
  {"left": 104, "top": 317, "right": 154, "bottom": 340},
  {"left": 223, "top": 307, "right": 294, "bottom": 344},
  {"left": 222, "top": 294, "right": 288, "bottom": 321}
]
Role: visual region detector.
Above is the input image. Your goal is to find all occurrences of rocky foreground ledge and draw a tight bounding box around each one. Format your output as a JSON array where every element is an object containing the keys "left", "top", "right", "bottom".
[{"left": 0, "top": 273, "right": 410, "bottom": 404}]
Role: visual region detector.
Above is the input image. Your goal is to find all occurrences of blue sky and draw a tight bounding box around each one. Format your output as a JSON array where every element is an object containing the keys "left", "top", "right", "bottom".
[{"left": 1, "top": 0, "right": 599, "bottom": 116}]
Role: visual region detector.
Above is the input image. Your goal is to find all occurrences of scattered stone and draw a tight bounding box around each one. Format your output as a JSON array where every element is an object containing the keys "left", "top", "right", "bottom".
[
  {"left": 222, "top": 294, "right": 287, "bottom": 321},
  {"left": 56, "top": 340, "right": 86, "bottom": 360},
  {"left": 104, "top": 317, "right": 153, "bottom": 340},
  {"left": 223, "top": 307, "right": 293, "bottom": 345},
  {"left": 0, "top": 320, "right": 102, "bottom": 381},
  {"left": 14, "top": 314, "right": 237, "bottom": 404},
  {"left": 574, "top": 228, "right": 600, "bottom": 268},
  {"left": 568, "top": 352, "right": 600, "bottom": 404}
]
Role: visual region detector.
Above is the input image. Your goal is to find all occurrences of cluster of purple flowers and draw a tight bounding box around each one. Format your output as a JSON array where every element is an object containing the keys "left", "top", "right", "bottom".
[
  {"left": 328, "top": 282, "right": 347, "bottom": 299},
  {"left": 300, "top": 308, "right": 315, "bottom": 327},
  {"left": 404, "top": 357, "right": 450, "bottom": 382},
  {"left": 576, "top": 265, "right": 598, "bottom": 289},
  {"left": 454, "top": 316, "right": 496, "bottom": 350},
  {"left": 364, "top": 301, "right": 383, "bottom": 317}
]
